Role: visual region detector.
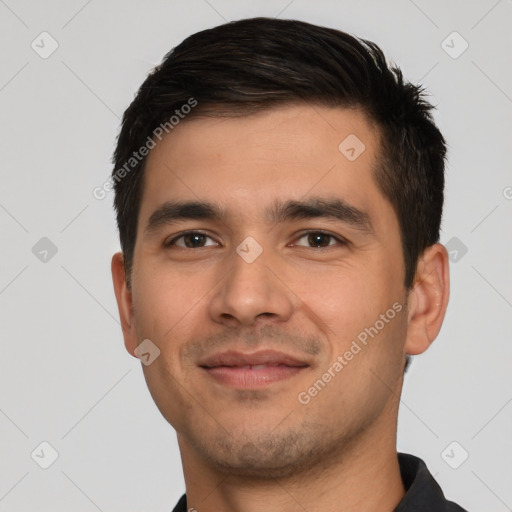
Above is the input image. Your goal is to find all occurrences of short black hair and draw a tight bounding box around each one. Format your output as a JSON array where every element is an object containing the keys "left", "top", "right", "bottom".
[{"left": 112, "top": 17, "right": 446, "bottom": 289}]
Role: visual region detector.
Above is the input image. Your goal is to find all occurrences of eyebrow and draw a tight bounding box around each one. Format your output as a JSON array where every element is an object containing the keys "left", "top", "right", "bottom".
[
  {"left": 144, "top": 200, "right": 225, "bottom": 236},
  {"left": 144, "top": 197, "right": 373, "bottom": 235},
  {"left": 267, "top": 197, "right": 373, "bottom": 233}
]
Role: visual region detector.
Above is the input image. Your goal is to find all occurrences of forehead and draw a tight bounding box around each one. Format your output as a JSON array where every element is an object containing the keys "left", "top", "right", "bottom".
[
  {"left": 146, "top": 104, "right": 378, "bottom": 169},
  {"left": 138, "top": 104, "right": 390, "bottom": 230}
]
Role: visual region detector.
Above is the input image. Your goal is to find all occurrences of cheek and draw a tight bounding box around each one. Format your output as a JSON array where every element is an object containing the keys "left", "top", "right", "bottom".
[
  {"left": 307, "top": 280, "right": 407, "bottom": 416},
  {"left": 293, "top": 261, "right": 402, "bottom": 350},
  {"left": 132, "top": 268, "right": 210, "bottom": 426},
  {"left": 131, "top": 263, "right": 212, "bottom": 344}
]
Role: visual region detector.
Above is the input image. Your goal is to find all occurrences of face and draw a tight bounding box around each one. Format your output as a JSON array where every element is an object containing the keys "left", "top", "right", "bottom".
[{"left": 117, "top": 104, "right": 414, "bottom": 478}]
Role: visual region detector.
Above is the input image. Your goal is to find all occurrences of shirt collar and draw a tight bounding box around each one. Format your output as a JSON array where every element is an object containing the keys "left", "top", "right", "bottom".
[{"left": 394, "top": 452, "right": 467, "bottom": 511}]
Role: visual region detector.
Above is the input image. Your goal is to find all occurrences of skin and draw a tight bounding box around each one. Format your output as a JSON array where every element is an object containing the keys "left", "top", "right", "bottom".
[{"left": 112, "top": 104, "right": 450, "bottom": 512}]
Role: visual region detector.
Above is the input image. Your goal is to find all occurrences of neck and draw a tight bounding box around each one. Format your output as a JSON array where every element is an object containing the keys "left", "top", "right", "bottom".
[{"left": 178, "top": 411, "right": 405, "bottom": 512}]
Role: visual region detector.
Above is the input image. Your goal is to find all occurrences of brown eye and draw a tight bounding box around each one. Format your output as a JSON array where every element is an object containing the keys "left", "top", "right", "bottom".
[
  {"left": 307, "top": 233, "right": 333, "bottom": 247},
  {"left": 294, "top": 231, "right": 346, "bottom": 248},
  {"left": 166, "top": 232, "right": 217, "bottom": 248}
]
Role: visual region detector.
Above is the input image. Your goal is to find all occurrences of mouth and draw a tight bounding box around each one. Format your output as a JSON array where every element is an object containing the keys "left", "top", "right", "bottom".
[{"left": 198, "top": 350, "right": 310, "bottom": 389}]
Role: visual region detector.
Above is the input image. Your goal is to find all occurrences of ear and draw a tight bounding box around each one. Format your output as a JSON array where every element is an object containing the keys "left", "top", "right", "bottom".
[
  {"left": 111, "top": 252, "right": 139, "bottom": 357},
  {"left": 404, "top": 243, "right": 450, "bottom": 355}
]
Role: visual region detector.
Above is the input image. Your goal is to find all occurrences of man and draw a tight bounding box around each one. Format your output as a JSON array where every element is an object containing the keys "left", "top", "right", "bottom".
[{"left": 111, "top": 17, "right": 467, "bottom": 511}]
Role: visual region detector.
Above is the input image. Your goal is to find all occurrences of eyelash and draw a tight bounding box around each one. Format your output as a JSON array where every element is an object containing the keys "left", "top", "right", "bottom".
[{"left": 164, "top": 230, "right": 348, "bottom": 249}]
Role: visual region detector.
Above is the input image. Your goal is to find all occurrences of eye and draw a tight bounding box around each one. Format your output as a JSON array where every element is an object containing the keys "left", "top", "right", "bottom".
[
  {"left": 165, "top": 231, "right": 218, "bottom": 249},
  {"left": 292, "top": 231, "right": 347, "bottom": 248}
]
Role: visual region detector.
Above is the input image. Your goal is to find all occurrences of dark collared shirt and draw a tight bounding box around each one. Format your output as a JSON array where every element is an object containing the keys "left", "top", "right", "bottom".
[{"left": 172, "top": 452, "right": 468, "bottom": 511}]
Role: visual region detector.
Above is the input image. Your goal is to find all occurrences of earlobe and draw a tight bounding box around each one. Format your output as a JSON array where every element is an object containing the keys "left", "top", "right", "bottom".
[
  {"left": 404, "top": 243, "right": 450, "bottom": 356},
  {"left": 111, "top": 252, "right": 139, "bottom": 357}
]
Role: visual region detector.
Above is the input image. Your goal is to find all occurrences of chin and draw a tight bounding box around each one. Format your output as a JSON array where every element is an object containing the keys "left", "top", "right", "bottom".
[
  {"left": 206, "top": 447, "right": 314, "bottom": 480},
  {"left": 192, "top": 423, "right": 335, "bottom": 480}
]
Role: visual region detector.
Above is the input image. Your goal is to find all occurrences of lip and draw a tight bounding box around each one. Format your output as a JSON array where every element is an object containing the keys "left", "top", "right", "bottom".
[
  {"left": 199, "top": 349, "right": 309, "bottom": 368},
  {"left": 199, "top": 350, "right": 309, "bottom": 389}
]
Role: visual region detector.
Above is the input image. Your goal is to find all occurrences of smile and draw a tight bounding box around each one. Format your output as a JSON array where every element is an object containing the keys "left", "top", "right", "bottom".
[{"left": 199, "top": 350, "right": 310, "bottom": 389}]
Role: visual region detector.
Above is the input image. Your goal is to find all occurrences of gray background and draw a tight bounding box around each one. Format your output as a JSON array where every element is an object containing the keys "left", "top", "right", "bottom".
[{"left": 1, "top": 0, "right": 511, "bottom": 510}]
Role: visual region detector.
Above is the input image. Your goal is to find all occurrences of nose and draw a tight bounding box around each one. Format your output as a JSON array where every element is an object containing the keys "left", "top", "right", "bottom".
[{"left": 209, "top": 244, "right": 294, "bottom": 327}]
